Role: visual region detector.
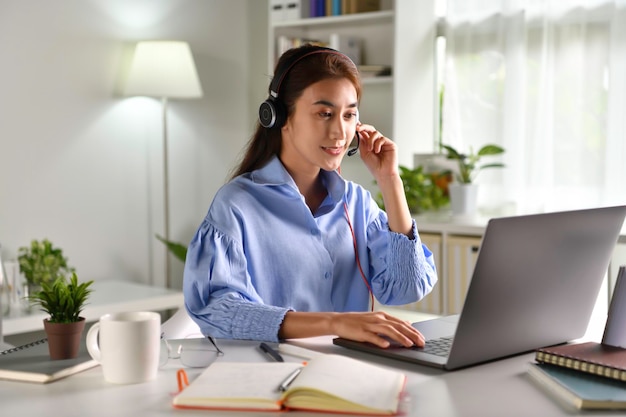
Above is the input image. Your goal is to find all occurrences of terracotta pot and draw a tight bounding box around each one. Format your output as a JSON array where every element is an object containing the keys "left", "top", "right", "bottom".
[{"left": 43, "top": 317, "right": 86, "bottom": 360}]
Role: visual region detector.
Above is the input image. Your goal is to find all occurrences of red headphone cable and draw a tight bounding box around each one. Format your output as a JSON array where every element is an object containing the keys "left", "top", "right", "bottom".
[{"left": 343, "top": 201, "right": 375, "bottom": 312}]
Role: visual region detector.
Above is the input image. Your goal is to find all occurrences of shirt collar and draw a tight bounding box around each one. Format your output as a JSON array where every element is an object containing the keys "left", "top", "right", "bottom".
[{"left": 250, "top": 156, "right": 347, "bottom": 204}]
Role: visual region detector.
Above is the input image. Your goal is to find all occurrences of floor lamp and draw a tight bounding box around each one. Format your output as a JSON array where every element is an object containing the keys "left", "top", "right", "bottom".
[{"left": 124, "top": 41, "right": 203, "bottom": 288}]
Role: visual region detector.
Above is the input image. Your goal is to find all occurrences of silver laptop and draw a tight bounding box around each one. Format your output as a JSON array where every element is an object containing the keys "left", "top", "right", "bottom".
[{"left": 334, "top": 206, "right": 626, "bottom": 370}]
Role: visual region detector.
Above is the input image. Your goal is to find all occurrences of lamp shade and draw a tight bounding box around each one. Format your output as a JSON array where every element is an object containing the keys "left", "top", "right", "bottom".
[{"left": 125, "top": 41, "right": 203, "bottom": 98}]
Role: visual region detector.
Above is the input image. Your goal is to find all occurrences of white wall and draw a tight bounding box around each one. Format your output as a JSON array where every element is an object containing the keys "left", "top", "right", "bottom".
[{"left": 0, "top": 0, "right": 268, "bottom": 290}]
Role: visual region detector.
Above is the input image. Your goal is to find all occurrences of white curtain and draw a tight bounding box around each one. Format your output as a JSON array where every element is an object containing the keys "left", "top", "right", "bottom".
[{"left": 441, "top": 0, "right": 626, "bottom": 213}]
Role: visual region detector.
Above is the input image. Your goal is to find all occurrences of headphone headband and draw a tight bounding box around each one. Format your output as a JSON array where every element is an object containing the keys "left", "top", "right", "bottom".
[{"left": 269, "top": 46, "right": 346, "bottom": 100}]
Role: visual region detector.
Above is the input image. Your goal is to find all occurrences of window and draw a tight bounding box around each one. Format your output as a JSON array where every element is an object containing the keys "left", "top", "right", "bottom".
[{"left": 436, "top": 0, "right": 626, "bottom": 213}]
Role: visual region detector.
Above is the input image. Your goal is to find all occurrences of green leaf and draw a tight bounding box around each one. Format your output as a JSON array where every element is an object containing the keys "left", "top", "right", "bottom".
[
  {"left": 156, "top": 234, "right": 188, "bottom": 263},
  {"left": 479, "top": 163, "right": 506, "bottom": 170},
  {"left": 477, "top": 144, "right": 505, "bottom": 156}
]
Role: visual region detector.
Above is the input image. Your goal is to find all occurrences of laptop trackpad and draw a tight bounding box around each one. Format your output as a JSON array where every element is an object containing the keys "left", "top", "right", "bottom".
[{"left": 412, "top": 315, "right": 459, "bottom": 340}]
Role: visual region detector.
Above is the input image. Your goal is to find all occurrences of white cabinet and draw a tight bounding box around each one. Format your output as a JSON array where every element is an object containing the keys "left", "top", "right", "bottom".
[
  {"left": 393, "top": 227, "right": 482, "bottom": 316},
  {"left": 445, "top": 235, "right": 481, "bottom": 314}
]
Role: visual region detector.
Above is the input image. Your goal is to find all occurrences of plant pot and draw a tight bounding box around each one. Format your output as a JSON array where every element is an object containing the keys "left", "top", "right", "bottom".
[
  {"left": 448, "top": 183, "right": 479, "bottom": 216},
  {"left": 43, "top": 317, "right": 86, "bottom": 360}
]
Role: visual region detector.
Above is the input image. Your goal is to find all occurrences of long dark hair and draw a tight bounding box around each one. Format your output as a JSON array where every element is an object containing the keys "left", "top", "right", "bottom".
[{"left": 230, "top": 44, "right": 362, "bottom": 179}]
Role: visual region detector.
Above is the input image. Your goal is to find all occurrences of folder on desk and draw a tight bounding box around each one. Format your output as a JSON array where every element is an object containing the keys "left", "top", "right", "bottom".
[{"left": 0, "top": 338, "right": 98, "bottom": 383}]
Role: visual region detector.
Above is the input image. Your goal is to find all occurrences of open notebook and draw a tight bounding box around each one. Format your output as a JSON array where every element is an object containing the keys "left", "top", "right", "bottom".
[{"left": 173, "top": 353, "right": 406, "bottom": 415}]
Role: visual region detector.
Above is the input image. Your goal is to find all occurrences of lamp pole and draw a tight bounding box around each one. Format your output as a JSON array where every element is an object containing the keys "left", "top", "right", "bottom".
[
  {"left": 124, "top": 40, "right": 203, "bottom": 289},
  {"left": 162, "top": 97, "right": 171, "bottom": 289}
]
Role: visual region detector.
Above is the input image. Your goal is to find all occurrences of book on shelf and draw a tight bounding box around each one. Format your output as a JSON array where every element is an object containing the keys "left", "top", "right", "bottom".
[
  {"left": 358, "top": 64, "right": 392, "bottom": 78},
  {"left": 534, "top": 266, "right": 626, "bottom": 382},
  {"left": 275, "top": 35, "right": 330, "bottom": 59},
  {"left": 346, "top": 0, "right": 381, "bottom": 14},
  {"left": 308, "top": 0, "right": 382, "bottom": 18},
  {"left": 0, "top": 337, "right": 99, "bottom": 383},
  {"left": 527, "top": 362, "right": 626, "bottom": 410},
  {"left": 172, "top": 353, "right": 406, "bottom": 415}
]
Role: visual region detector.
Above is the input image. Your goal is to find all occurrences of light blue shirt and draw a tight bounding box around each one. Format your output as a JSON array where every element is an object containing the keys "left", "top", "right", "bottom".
[{"left": 183, "top": 156, "right": 437, "bottom": 342}]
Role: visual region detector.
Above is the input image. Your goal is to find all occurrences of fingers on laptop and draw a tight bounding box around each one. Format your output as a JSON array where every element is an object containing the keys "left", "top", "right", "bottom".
[{"left": 332, "top": 312, "right": 425, "bottom": 349}]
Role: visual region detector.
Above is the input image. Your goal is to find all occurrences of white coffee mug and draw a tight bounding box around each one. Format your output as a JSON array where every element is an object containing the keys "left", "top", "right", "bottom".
[{"left": 86, "top": 311, "right": 161, "bottom": 384}]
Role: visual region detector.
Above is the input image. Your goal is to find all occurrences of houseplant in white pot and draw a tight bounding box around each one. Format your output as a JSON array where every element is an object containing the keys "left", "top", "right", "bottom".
[
  {"left": 441, "top": 143, "right": 505, "bottom": 216},
  {"left": 29, "top": 272, "right": 93, "bottom": 359}
]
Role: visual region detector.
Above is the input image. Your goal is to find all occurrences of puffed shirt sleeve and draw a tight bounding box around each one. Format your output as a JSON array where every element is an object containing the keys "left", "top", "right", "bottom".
[
  {"left": 367, "top": 213, "right": 437, "bottom": 306},
  {"left": 183, "top": 219, "right": 290, "bottom": 342}
]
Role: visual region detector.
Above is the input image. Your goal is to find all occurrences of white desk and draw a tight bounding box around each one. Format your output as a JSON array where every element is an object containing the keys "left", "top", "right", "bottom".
[
  {"left": 1, "top": 336, "right": 623, "bottom": 417},
  {"left": 3, "top": 281, "right": 183, "bottom": 336}
]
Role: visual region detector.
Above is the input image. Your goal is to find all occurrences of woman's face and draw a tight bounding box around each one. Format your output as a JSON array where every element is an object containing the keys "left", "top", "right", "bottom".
[{"left": 280, "top": 77, "right": 358, "bottom": 175}]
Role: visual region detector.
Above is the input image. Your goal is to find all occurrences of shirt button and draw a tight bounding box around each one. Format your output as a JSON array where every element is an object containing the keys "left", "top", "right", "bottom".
[
  {"left": 310, "top": 228, "right": 318, "bottom": 235},
  {"left": 324, "top": 272, "right": 331, "bottom": 279}
]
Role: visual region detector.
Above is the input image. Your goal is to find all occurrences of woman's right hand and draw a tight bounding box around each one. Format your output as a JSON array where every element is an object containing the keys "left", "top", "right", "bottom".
[
  {"left": 279, "top": 311, "right": 425, "bottom": 348},
  {"left": 329, "top": 311, "right": 425, "bottom": 348}
]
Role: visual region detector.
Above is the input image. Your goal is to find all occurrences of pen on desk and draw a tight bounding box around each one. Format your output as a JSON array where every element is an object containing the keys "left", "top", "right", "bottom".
[
  {"left": 278, "top": 367, "right": 303, "bottom": 392},
  {"left": 259, "top": 342, "right": 284, "bottom": 362}
]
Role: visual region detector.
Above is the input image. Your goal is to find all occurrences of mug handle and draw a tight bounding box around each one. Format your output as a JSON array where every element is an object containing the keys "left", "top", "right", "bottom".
[{"left": 86, "top": 323, "right": 102, "bottom": 362}]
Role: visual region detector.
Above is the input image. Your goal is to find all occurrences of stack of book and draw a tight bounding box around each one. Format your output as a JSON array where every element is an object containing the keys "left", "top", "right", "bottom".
[
  {"left": 271, "top": 0, "right": 382, "bottom": 22},
  {"left": 527, "top": 266, "right": 626, "bottom": 410},
  {"left": 310, "top": 0, "right": 381, "bottom": 18}
]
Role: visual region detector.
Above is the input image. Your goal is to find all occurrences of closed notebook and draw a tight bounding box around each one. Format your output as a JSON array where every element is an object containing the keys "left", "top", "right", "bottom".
[
  {"left": 0, "top": 338, "right": 98, "bottom": 383},
  {"left": 535, "top": 342, "right": 626, "bottom": 382},
  {"left": 528, "top": 362, "right": 626, "bottom": 410},
  {"left": 172, "top": 353, "right": 406, "bottom": 415}
]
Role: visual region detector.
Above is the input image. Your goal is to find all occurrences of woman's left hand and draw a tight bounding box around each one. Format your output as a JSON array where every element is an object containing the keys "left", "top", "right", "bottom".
[
  {"left": 356, "top": 123, "right": 399, "bottom": 182},
  {"left": 355, "top": 123, "right": 413, "bottom": 237}
]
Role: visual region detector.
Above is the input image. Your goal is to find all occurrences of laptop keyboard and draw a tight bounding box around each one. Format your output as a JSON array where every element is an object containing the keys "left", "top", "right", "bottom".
[{"left": 415, "top": 336, "right": 454, "bottom": 357}]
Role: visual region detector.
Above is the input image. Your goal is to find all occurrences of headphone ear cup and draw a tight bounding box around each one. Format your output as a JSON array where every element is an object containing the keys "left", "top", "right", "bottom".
[
  {"left": 259, "top": 97, "right": 287, "bottom": 129},
  {"left": 259, "top": 99, "right": 276, "bottom": 128}
]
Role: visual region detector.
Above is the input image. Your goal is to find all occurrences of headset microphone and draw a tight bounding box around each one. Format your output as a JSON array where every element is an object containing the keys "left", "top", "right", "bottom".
[{"left": 347, "top": 131, "right": 360, "bottom": 157}]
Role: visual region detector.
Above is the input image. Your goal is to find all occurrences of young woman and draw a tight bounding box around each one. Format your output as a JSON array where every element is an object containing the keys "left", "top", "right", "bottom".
[{"left": 183, "top": 44, "right": 437, "bottom": 348}]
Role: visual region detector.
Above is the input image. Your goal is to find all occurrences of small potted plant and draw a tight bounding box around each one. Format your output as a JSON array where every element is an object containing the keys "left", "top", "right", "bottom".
[
  {"left": 17, "top": 239, "right": 74, "bottom": 295},
  {"left": 441, "top": 143, "right": 505, "bottom": 216},
  {"left": 441, "top": 143, "right": 505, "bottom": 184},
  {"left": 29, "top": 272, "right": 93, "bottom": 359},
  {"left": 376, "top": 165, "right": 450, "bottom": 214}
]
